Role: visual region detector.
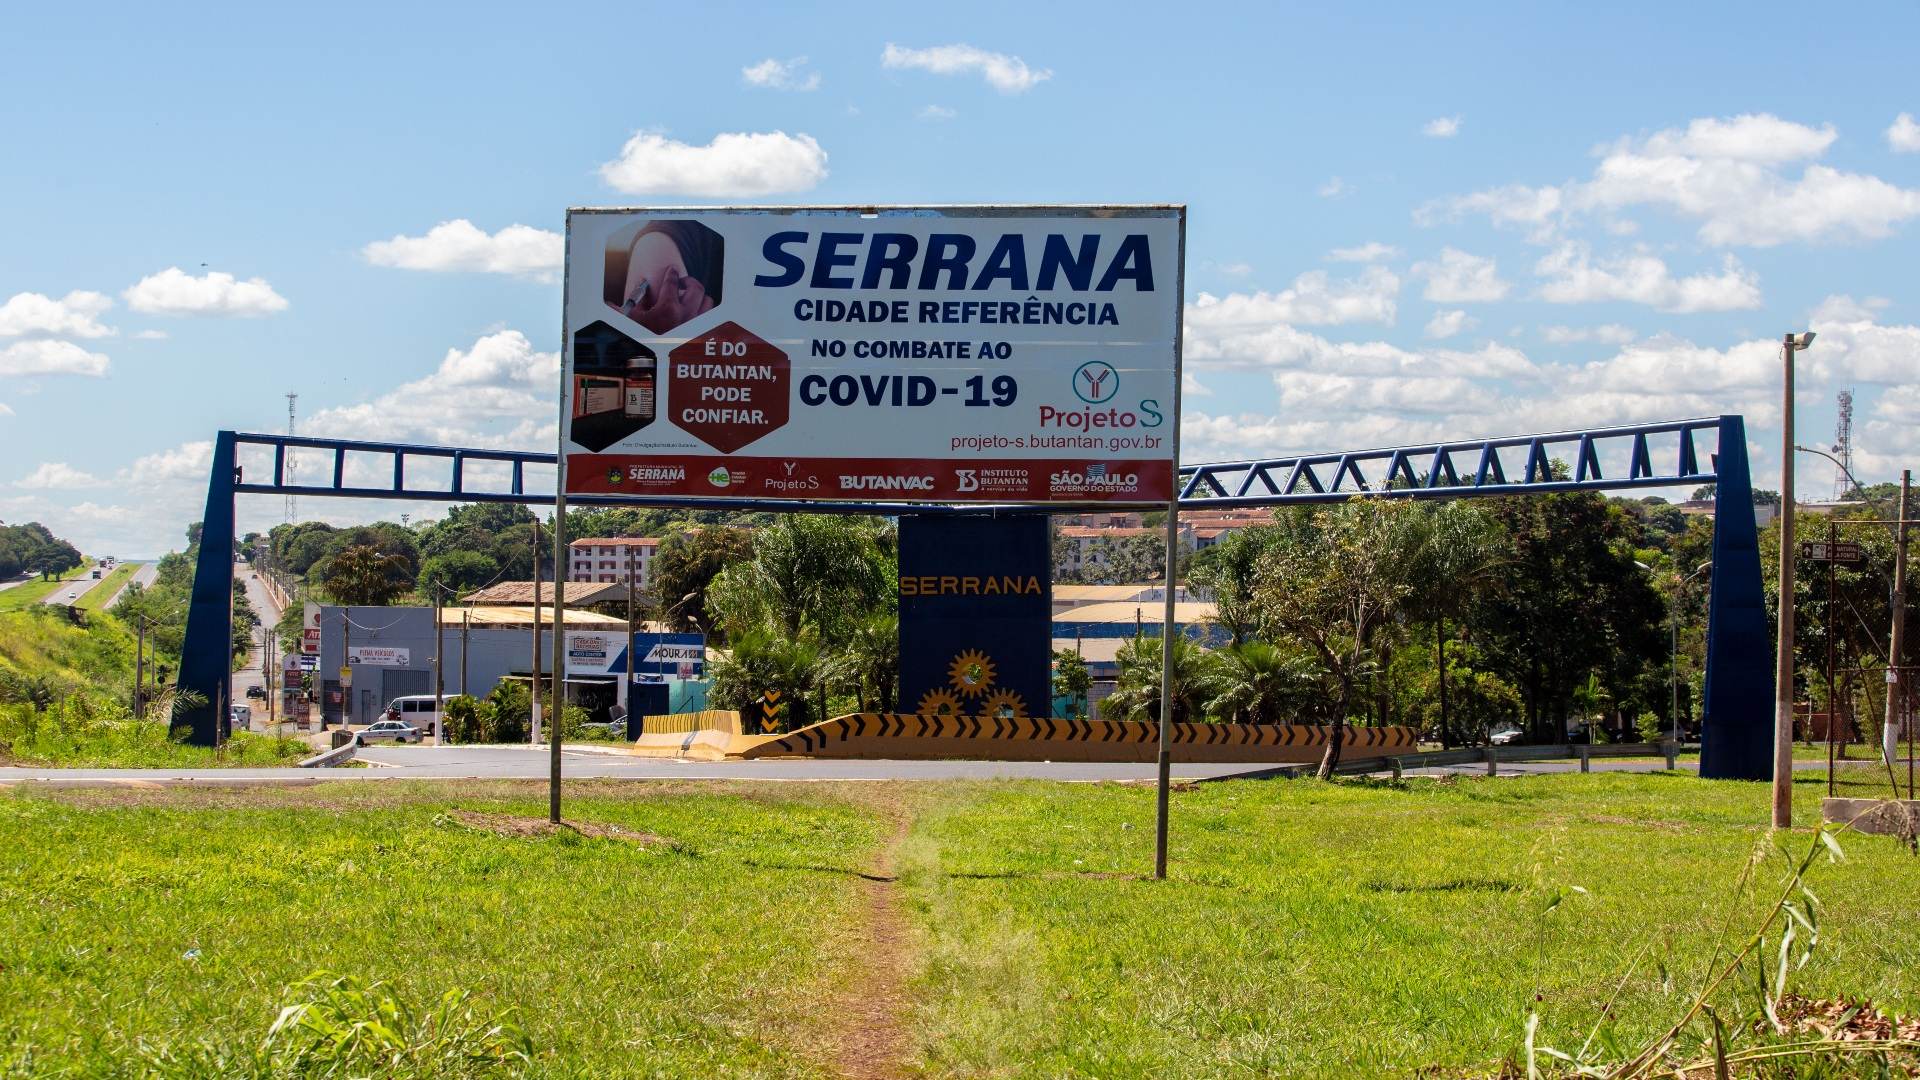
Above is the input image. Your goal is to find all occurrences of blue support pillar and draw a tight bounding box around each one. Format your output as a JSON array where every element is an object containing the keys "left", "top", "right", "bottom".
[
  {"left": 1699, "top": 415, "right": 1772, "bottom": 780},
  {"left": 175, "top": 431, "right": 237, "bottom": 746}
]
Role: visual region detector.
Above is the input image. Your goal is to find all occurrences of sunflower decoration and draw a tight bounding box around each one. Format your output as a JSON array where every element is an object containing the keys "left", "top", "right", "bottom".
[
  {"left": 917, "top": 688, "right": 964, "bottom": 716},
  {"left": 980, "top": 689, "right": 1028, "bottom": 720},
  {"left": 947, "top": 649, "right": 997, "bottom": 697}
]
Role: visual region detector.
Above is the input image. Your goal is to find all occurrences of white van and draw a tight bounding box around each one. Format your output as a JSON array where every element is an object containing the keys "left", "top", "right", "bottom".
[{"left": 383, "top": 695, "right": 443, "bottom": 738}]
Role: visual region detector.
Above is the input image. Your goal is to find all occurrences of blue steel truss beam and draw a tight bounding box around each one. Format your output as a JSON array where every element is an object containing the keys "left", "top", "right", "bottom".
[{"left": 176, "top": 418, "right": 1771, "bottom": 781}]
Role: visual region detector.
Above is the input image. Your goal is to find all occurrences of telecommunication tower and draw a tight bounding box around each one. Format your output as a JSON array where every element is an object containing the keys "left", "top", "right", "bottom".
[
  {"left": 1832, "top": 389, "right": 1855, "bottom": 501},
  {"left": 285, "top": 393, "right": 299, "bottom": 524}
]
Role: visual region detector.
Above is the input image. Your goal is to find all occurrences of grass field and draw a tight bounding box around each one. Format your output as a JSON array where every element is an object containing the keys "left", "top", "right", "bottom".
[
  {"left": 0, "top": 565, "right": 93, "bottom": 613},
  {"left": 73, "top": 562, "right": 137, "bottom": 612},
  {"left": 2, "top": 773, "right": 1915, "bottom": 1078}
]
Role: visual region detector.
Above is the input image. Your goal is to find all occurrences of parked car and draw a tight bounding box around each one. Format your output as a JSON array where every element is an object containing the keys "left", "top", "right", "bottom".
[
  {"left": 356, "top": 719, "right": 421, "bottom": 745},
  {"left": 384, "top": 695, "right": 444, "bottom": 737},
  {"left": 1488, "top": 724, "right": 1524, "bottom": 746}
]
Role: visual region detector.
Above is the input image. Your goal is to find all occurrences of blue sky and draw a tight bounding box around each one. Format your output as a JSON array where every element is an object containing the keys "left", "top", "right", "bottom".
[{"left": 4, "top": 1, "right": 1918, "bottom": 556}]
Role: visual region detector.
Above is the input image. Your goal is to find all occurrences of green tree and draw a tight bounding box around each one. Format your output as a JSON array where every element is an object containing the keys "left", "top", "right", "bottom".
[
  {"left": 1198, "top": 640, "right": 1316, "bottom": 724},
  {"left": 320, "top": 544, "right": 413, "bottom": 606},
  {"left": 1100, "top": 634, "right": 1216, "bottom": 724},
  {"left": 1189, "top": 524, "right": 1280, "bottom": 645},
  {"left": 648, "top": 526, "right": 755, "bottom": 634},
  {"left": 418, "top": 550, "right": 498, "bottom": 599},
  {"left": 706, "top": 516, "right": 893, "bottom": 641},
  {"left": 1052, "top": 649, "right": 1092, "bottom": 719},
  {"left": 708, "top": 629, "right": 824, "bottom": 732},
  {"left": 830, "top": 611, "right": 900, "bottom": 714},
  {"left": 1251, "top": 498, "right": 1436, "bottom": 777}
]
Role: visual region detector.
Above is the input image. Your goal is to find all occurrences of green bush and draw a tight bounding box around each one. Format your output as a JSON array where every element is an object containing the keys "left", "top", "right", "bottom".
[
  {"left": 1635, "top": 708, "right": 1665, "bottom": 744},
  {"left": 442, "top": 694, "right": 484, "bottom": 744},
  {"left": 485, "top": 681, "right": 530, "bottom": 744}
]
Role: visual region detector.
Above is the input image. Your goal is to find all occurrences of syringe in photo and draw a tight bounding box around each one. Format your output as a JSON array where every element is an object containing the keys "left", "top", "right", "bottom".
[{"left": 569, "top": 320, "right": 657, "bottom": 452}]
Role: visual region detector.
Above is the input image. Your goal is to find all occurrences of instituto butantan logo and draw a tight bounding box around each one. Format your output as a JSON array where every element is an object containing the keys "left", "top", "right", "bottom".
[{"left": 1072, "top": 360, "right": 1119, "bottom": 404}]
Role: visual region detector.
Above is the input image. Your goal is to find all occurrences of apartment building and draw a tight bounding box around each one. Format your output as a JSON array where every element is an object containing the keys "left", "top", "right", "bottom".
[{"left": 568, "top": 537, "right": 660, "bottom": 588}]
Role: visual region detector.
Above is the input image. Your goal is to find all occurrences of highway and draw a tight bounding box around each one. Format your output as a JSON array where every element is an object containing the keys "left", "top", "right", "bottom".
[
  {"left": 0, "top": 748, "right": 1874, "bottom": 787},
  {"left": 42, "top": 571, "right": 106, "bottom": 607},
  {"left": 102, "top": 561, "right": 157, "bottom": 608}
]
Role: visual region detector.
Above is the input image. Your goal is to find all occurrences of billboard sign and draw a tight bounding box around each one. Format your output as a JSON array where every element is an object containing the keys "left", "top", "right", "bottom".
[
  {"left": 346, "top": 646, "right": 410, "bottom": 667},
  {"left": 563, "top": 632, "right": 707, "bottom": 678},
  {"left": 561, "top": 206, "right": 1184, "bottom": 504}
]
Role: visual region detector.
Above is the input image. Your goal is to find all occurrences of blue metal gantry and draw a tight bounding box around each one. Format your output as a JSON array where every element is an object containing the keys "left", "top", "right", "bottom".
[{"left": 177, "top": 416, "right": 1770, "bottom": 780}]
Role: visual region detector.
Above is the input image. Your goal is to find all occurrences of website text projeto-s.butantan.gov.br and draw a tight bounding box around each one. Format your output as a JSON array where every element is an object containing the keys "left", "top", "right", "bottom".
[{"left": 950, "top": 432, "right": 1167, "bottom": 453}]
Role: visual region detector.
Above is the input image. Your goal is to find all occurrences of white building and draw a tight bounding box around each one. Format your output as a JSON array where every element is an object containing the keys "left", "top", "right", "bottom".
[{"left": 568, "top": 537, "right": 660, "bottom": 588}]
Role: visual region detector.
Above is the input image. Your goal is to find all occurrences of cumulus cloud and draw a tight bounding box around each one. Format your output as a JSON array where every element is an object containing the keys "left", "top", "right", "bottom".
[
  {"left": 1540, "top": 324, "right": 1637, "bottom": 345},
  {"left": 1424, "top": 309, "right": 1477, "bottom": 339},
  {"left": 362, "top": 220, "right": 562, "bottom": 280},
  {"left": 1889, "top": 113, "right": 1920, "bottom": 153},
  {"left": 14, "top": 462, "right": 104, "bottom": 490},
  {"left": 1317, "top": 176, "right": 1347, "bottom": 198},
  {"left": 741, "top": 56, "right": 820, "bottom": 92},
  {"left": 304, "top": 329, "right": 557, "bottom": 450},
  {"left": 1428, "top": 113, "right": 1920, "bottom": 247},
  {"left": 599, "top": 130, "right": 828, "bottom": 196},
  {"left": 0, "top": 403, "right": 13, "bottom": 417},
  {"left": 881, "top": 43, "right": 1050, "bottom": 93},
  {"left": 0, "top": 290, "right": 114, "bottom": 338},
  {"left": 1412, "top": 248, "right": 1510, "bottom": 303},
  {"left": 123, "top": 268, "right": 288, "bottom": 316},
  {"left": 1327, "top": 242, "right": 1398, "bottom": 263},
  {"left": 1422, "top": 115, "right": 1462, "bottom": 138},
  {"left": 1533, "top": 244, "right": 1762, "bottom": 313},
  {"left": 0, "top": 339, "right": 109, "bottom": 377},
  {"left": 1186, "top": 267, "right": 1400, "bottom": 330}
]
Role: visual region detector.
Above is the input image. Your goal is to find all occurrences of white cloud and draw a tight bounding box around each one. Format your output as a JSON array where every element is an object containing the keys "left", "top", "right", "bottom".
[
  {"left": 917, "top": 104, "right": 957, "bottom": 121},
  {"left": 123, "top": 268, "right": 288, "bottom": 316},
  {"left": 1809, "top": 294, "right": 1888, "bottom": 323},
  {"left": 1412, "top": 248, "right": 1510, "bottom": 303},
  {"left": 124, "top": 441, "right": 213, "bottom": 487},
  {"left": 1187, "top": 267, "right": 1400, "bottom": 330},
  {"left": 1424, "top": 309, "right": 1477, "bottom": 339},
  {"left": 0, "top": 339, "right": 109, "bottom": 377},
  {"left": 14, "top": 462, "right": 103, "bottom": 490},
  {"left": 880, "top": 43, "right": 1051, "bottom": 93},
  {"left": 305, "top": 329, "right": 557, "bottom": 449},
  {"left": 1433, "top": 113, "right": 1920, "bottom": 247},
  {"left": 1182, "top": 372, "right": 1212, "bottom": 397},
  {"left": 0, "top": 290, "right": 114, "bottom": 338},
  {"left": 132, "top": 329, "right": 168, "bottom": 340},
  {"left": 1327, "top": 242, "right": 1398, "bottom": 263},
  {"left": 742, "top": 56, "right": 820, "bottom": 92},
  {"left": 1215, "top": 261, "right": 1253, "bottom": 277},
  {"left": 1540, "top": 324, "right": 1636, "bottom": 345},
  {"left": 362, "top": 220, "right": 562, "bottom": 280},
  {"left": 1533, "top": 243, "right": 1762, "bottom": 313},
  {"left": 598, "top": 131, "right": 828, "bottom": 196},
  {"left": 1317, "top": 176, "right": 1347, "bottom": 198},
  {"left": 0, "top": 403, "right": 12, "bottom": 417},
  {"left": 1889, "top": 113, "right": 1920, "bottom": 153},
  {"left": 1422, "top": 115, "right": 1461, "bottom": 138}
]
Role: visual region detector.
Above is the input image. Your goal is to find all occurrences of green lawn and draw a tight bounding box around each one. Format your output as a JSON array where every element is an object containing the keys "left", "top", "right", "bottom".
[
  {"left": 2, "top": 774, "right": 1915, "bottom": 1078},
  {"left": 0, "top": 565, "right": 94, "bottom": 612},
  {"left": 73, "top": 562, "right": 138, "bottom": 612},
  {"left": 0, "top": 781, "right": 888, "bottom": 1077}
]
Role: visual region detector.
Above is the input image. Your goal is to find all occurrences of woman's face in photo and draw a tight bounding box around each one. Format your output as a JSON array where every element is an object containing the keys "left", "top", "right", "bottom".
[{"left": 620, "top": 231, "right": 715, "bottom": 334}]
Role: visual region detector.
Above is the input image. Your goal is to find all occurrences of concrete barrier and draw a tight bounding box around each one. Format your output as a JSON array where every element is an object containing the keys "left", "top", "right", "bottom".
[
  {"left": 740, "top": 713, "right": 1418, "bottom": 763},
  {"left": 638, "top": 710, "right": 743, "bottom": 737},
  {"left": 298, "top": 742, "right": 357, "bottom": 768}
]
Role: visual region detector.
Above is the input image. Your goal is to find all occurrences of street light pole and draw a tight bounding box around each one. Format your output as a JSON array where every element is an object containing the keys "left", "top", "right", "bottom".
[
  {"left": 1889, "top": 471, "right": 1910, "bottom": 786},
  {"left": 1773, "top": 331, "right": 1815, "bottom": 829}
]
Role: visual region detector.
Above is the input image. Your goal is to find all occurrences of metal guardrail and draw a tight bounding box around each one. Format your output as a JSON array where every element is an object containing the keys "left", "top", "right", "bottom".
[
  {"left": 1203, "top": 741, "right": 1685, "bottom": 782},
  {"left": 297, "top": 741, "right": 357, "bottom": 768}
]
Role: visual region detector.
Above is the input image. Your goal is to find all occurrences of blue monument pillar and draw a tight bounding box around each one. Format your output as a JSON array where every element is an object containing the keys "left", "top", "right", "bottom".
[{"left": 1699, "top": 415, "right": 1773, "bottom": 780}]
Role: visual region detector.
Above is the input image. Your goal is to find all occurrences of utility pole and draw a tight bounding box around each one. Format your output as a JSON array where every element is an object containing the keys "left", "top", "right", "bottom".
[
  {"left": 530, "top": 519, "right": 543, "bottom": 744},
  {"left": 625, "top": 546, "right": 637, "bottom": 732},
  {"left": 340, "top": 608, "right": 351, "bottom": 730},
  {"left": 461, "top": 607, "right": 470, "bottom": 696},
  {"left": 432, "top": 584, "right": 444, "bottom": 745},
  {"left": 265, "top": 623, "right": 275, "bottom": 731},
  {"left": 1773, "top": 331, "right": 1815, "bottom": 829},
  {"left": 1886, "top": 470, "right": 1910, "bottom": 784}
]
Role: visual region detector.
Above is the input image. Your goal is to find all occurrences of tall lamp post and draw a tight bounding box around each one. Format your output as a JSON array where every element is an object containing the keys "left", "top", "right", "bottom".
[{"left": 1773, "top": 330, "right": 1816, "bottom": 830}]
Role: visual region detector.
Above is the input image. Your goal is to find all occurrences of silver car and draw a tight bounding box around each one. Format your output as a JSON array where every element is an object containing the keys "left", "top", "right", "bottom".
[{"left": 356, "top": 719, "right": 421, "bottom": 745}]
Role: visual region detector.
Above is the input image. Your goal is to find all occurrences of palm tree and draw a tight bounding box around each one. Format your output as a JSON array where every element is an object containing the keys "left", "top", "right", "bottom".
[
  {"left": 1199, "top": 640, "right": 1316, "bottom": 724},
  {"left": 1102, "top": 634, "right": 1217, "bottom": 723},
  {"left": 831, "top": 611, "right": 900, "bottom": 713}
]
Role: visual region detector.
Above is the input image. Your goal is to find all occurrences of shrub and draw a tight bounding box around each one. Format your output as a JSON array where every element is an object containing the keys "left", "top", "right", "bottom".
[
  {"left": 442, "top": 694, "right": 483, "bottom": 744},
  {"left": 1635, "top": 709, "right": 1665, "bottom": 744}
]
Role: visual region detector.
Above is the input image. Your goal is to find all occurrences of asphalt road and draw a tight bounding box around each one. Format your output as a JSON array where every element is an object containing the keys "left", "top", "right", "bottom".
[
  {"left": 3, "top": 747, "right": 1877, "bottom": 787},
  {"left": 102, "top": 561, "right": 157, "bottom": 609},
  {"left": 41, "top": 573, "right": 105, "bottom": 607},
  {"left": 233, "top": 568, "right": 285, "bottom": 708}
]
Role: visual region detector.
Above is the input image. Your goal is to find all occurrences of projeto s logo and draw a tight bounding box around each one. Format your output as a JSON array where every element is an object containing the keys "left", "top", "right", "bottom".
[{"left": 1072, "top": 360, "right": 1118, "bottom": 404}]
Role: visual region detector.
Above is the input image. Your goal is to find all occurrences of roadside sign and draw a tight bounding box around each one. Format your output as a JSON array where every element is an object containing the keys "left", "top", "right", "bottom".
[
  {"left": 338, "top": 666, "right": 352, "bottom": 688},
  {"left": 1799, "top": 541, "right": 1865, "bottom": 564},
  {"left": 346, "top": 646, "right": 410, "bottom": 666},
  {"left": 561, "top": 206, "right": 1184, "bottom": 505}
]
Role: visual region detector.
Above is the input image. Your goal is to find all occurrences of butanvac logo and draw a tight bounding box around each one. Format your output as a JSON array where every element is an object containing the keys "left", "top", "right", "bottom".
[{"left": 839, "top": 475, "right": 935, "bottom": 492}]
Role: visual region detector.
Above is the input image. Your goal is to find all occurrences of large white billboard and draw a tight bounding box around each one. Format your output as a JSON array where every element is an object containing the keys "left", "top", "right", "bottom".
[{"left": 561, "top": 206, "right": 1183, "bottom": 504}]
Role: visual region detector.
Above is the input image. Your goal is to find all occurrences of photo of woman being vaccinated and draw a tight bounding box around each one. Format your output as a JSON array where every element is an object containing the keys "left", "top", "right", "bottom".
[{"left": 603, "top": 219, "right": 725, "bottom": 335}]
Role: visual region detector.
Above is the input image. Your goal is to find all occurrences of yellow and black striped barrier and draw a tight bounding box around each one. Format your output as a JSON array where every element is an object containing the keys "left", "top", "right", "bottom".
[{"left": 738, "top": 713, "right": 1418, "bottom": 763}]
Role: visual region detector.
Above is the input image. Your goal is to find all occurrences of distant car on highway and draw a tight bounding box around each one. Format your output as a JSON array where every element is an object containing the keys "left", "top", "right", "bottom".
[{"left": 356, "top": 719, "right": 422, "bottom": 745}]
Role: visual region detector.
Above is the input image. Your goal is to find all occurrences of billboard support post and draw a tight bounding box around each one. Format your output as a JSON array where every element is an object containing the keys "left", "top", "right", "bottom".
[{"left": 1154, "top": 214, "right": 1187, "bottom": 881}]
